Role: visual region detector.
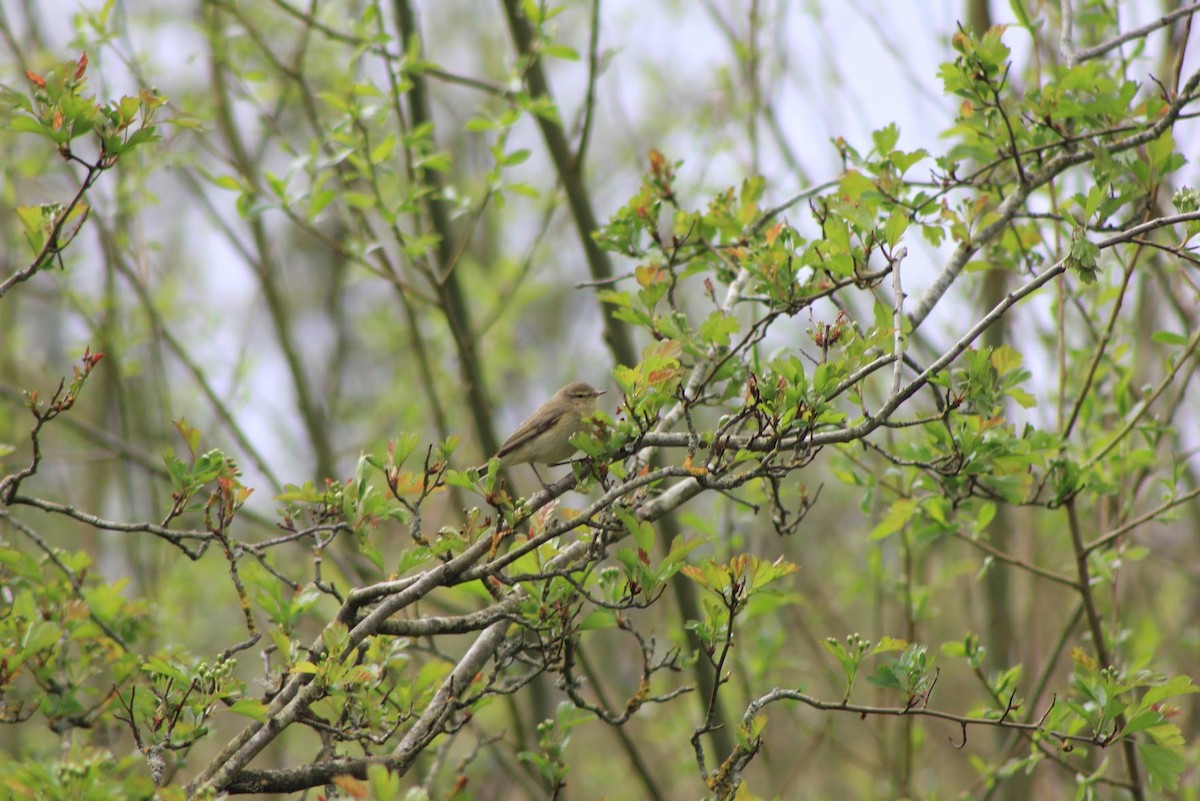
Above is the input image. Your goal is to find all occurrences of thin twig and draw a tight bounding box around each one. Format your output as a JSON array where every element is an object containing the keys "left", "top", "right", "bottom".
[
  {"left": 1074, "top": 2, "right": 1200, "bottom": 63},
  {"left": 889, "top": 246, "right": 908, "bottom": 398}
]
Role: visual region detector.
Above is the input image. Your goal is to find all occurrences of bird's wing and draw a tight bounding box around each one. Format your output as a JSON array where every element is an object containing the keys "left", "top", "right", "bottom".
[{"left": 496, "top": 407, "right": 563, "bottom": 459}]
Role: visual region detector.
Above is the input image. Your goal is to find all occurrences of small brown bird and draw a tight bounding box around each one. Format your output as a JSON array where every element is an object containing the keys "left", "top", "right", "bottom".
[{"left": 494, "top": 381, "right": 605, "bottom": 484}]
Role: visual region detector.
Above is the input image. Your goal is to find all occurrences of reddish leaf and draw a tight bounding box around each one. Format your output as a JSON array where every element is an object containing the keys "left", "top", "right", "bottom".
[
  {"left": 331, "top": 775, "right": 367, "bottom": 799},
  {"left": 765, "top": 222, "right": 784, "bottom": 246}
]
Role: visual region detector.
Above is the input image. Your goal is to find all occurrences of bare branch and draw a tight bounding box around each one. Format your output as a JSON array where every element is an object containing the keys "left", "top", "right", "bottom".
[{"left": 1074, "top": 2, "right": 1200, "bottom": 63}]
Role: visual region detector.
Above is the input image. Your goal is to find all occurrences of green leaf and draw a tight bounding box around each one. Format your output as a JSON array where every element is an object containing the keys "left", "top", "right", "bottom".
[
  {"left": 21, "top": 620, "right": 63, "bottom": 654},
  {"left": 838, "top": 170, "right": 875, "bottom": 201},
  {"left": 884, "top": 211, "right": 908, "bottom": 247},
  {"left": 1139, "top": 675, "right": 1200, "bottom": 710},
  {"left": 976, "top": 501, "right": 997, "bottom": 531},
  {"left": 1082, "top": 183, "right": 1106, "bottom": 220},
  {"left": 9, "top": 116, "right": 46, "bottom": 135},
  {"left": 989, "top": 344, "right": 1022, "bottom": 376},
  {"left": 370, "top": 133, "right": 397, "bottom": 163},
  {"left": 867, "top": 663, "right": 902, "bottom": 690},
  {"left": 309, "top": 189, "right": 337, "bottom": 217},
  {"left": 368, "top": 763, "right": 402, "bottom": 801},
  {"left": 322, "top": 622, "right": 350, "bottom": 659},
  {"left": 391, "top": 433, "right": 421, "bottom": 470},
  {"left": 578, "top": 608, "right": 616, "bottom": 630},
  {"left": 940, "top": 640, "right": 967, "bottom": 658},
  {"left": 0, "top": 85, "right": 34, "bottom": 113},
  {"left": 613, "top": 505, "right": 654, "bottom": 553},
  {"left": 1137, "top": 742, "right": 1185, "bottom": 791},
  {"left": 890, "top": 148, "right": 928, "bottom": 176},
  {"left": 1145, "top": 131, "right": 1178, "bottom": 173},
  {"left": 342, "top": 191, "right": 376, "bottom": 209},
  {"left": 871, "top": 123, "right": 899, "bottom": 155},
  {"left": 506, "top": 182, "right": 541, "bottom": 198},
  {"left": 465, "top": 116, "right": 497, "bottom": 132},
  {"left": 502, "top": 148, "right": 531, "bottom": 166},
  {"left": 873, "top": 636, "right": 908, "bottom": 654},
  {"left": 699, "top": 311, "right": 740, "bottom": 347},
  {"left": 417, "top": 151, "right": 452, "bottom": 172},
  {"left": 660, "top": 535, "right": 707, "bottom": 573},
  {"left": 1006, "top": 387, "right": 1036, "bottom": 408},
  {"left": 205, "top": 173, "right": 245, "bottom": 192},
  {"left": 541, "top": 43, "right": 580, "bottom": 61},
  {"left": 121, "top": 125, "right": 159, "bottom": 150},
  {"left": 172, "top": 419, "right": 200, "bottom": 455},
  {"left": 15, "top": 205, "right": 48, "bottom": 254},
  {"left": 228, "top": 699, "right": 269, "bottom": 722},
  {"left": 1151, "top": 330, "right": 1189, "bottom": 346},
  {"left": 1121, "top": 707, "right": 1165, "bottom": 737},
  {"left": 870, "top": 498, "right": 917, "bottom": 540},
  {"left": 142, "top": 655, "right": 189, "bottom": 683}
]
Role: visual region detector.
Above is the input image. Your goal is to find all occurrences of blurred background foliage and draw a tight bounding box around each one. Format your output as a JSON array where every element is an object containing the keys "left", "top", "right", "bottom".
[{"left": 1, "top": 1, "right": 1199, "bottom": 799}]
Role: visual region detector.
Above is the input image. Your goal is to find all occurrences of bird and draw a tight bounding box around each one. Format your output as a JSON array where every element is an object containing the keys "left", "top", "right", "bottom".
[{"left": 492, "top": 381, "right": 605, "bottom": 485}]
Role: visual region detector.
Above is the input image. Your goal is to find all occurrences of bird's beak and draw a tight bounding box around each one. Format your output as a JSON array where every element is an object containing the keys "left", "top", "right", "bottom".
[{"left": 594, "top": 390, "right": 606, "bottom": 396}]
